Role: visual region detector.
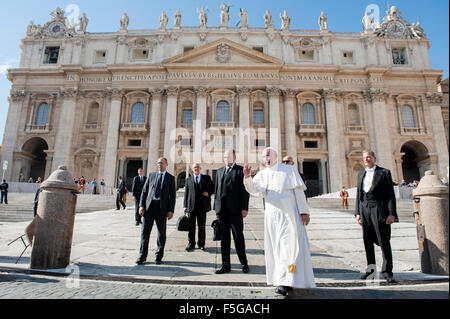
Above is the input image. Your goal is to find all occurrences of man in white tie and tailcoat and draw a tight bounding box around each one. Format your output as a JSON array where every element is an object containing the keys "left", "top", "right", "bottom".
[{"left": 243, "top": 147, "right": 316, "bottom": 296}]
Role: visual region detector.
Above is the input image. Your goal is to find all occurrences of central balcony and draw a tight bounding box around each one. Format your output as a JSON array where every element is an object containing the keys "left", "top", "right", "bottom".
[
  {"left": 297, "top": 124, "right": 326, "bottom": 137},
  {"left": 209, "top": 121, "right": 235, "bottom": 128},
  {"left": 120, "top": 122, "right": 149, "bottom": 135}
]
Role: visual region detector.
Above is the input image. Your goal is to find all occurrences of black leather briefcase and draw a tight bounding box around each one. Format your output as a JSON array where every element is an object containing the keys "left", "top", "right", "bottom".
[
  {"left": 211, "top": 219, "right": 222, "bottom": 241},
  {"left": 177, "top": 214, "right": 190, "bottom": 232}
]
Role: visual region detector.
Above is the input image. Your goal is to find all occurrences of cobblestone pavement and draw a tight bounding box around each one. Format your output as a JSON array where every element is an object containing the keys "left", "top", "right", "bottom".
[{"left": 0, "top": 272, "right": 447, "bottom": 299}]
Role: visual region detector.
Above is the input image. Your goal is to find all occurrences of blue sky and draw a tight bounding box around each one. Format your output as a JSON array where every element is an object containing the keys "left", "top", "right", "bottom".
[{"left": 0, "top": 0, "right": 448, "bottom": 143}]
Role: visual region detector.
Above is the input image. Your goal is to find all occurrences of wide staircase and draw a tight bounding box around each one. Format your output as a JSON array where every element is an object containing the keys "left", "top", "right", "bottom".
[
  {"left": 0, "top": 193, "right": 123, "bottom": 223},
  {"left": 307, "top": 197, "right": 416, "bottom": 223}
]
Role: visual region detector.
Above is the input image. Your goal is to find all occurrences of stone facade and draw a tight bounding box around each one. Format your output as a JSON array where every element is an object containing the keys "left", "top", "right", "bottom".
[{"left": 2, "top": 6, "right": 449, "bottom": 196}]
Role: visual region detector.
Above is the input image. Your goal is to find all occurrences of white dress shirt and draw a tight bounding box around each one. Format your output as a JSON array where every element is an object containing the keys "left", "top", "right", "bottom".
[{"left": 363, "top": 165, "right": 377, "bottom": 193}]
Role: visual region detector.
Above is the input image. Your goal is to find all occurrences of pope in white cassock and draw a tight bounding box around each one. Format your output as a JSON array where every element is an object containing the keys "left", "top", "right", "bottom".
[{"left": 243, "top": 147, "right": 316, "bottom": 295}]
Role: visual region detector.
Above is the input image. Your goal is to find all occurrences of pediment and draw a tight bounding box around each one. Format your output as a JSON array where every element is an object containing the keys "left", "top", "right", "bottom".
[{"left": 163, "top": 38, "right": 283, "bottom": 69}]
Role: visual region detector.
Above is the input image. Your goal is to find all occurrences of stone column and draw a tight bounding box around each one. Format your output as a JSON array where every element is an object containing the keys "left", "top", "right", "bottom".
[
  {"left": 369, "top": 88, "right": 395, "bottom": 172},
  {"left": 193, "top": 86, "right": 208, "bottom": 163},
  {"left": 323, "top": 89, "right": 344, "bottom": 193},
  {"left": 52, "top": 88, "right": 78, "bottom": 172},
  {"left": 320, "top": 158, "right": 328, "bottom": 194},
  {"left": 163, "top": 86, "right": 179, "bottom": 175},
  {"left": 102, "top": 88, "right": 122, "bottom": 188},
  {"left": 283, "top": 88, "right": 298, "bottom": 168},
  {"left": 426, "top": 92, "right": 449, "bottom": 178},
  {"left": 147, "top": 88, "right": 164, "bottom": 173},
  {"left": 267, "top": 86, "right": 282, "bottom": 156},
  {"left": 1, "top": 90, "right": 27, "bottom": 181},
  {"left": 237, "top": 86, "right": 251, "bottom": 163}
]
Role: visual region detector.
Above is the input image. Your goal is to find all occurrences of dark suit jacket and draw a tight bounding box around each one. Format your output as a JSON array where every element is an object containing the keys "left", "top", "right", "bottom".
[
  {"left": 132, "top": 175, "right": 147, "bottom": 199},
  {"left": 117, "top": 180, "right": 127, "bottom": 195},
  {"left": 355, "top": 165, "right": 398, "bottom": 224},
  {"left": 140, "top": 171, "right": 176, "bottom": 215},
  {"left": 213, "top": 164, "right": 249, "bottom": 216},
  {"left": 184, "top": 174, "right": 214, "bottom": 213}
]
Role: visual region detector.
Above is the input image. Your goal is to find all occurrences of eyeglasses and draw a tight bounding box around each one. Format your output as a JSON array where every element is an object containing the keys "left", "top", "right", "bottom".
[{"left": 282, "top": 160, "right": 292, "bottom": 164}]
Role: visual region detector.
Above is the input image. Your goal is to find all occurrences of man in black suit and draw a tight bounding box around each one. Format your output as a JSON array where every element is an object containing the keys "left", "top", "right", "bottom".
[
  {"left": 214, "top": 149, "right": 250, "bottom": 274},
  {"left": 183, "top": 163, "right": 214, "bottom": 251},
  {"left": 116, "top": 176, "right": 127, "bottom": 210},
  {"left": 132, "top": 168, "right": 147, "bottom": 226},
  {"left": 136, "top": 157, "right": 176, "bottom": 265},
  {"left": 355, "top": 150, "right": 398, "bottom": 283}
]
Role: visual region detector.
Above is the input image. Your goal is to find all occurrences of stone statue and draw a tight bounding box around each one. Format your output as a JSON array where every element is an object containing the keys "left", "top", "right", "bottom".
[
  {"left": 280, "top": 10, "right": 291, "bottom": 31},
  {"left": 220, "top": 3, "right": 230, "bottom": 27},
  {"left": 51, "top": 7, "right": 65, "bottom": 20},
  {"left": 386, "top": 6, "right": 401, "bottom": 21},
  {"left": 411, "top": 21, "right": 425, "bottom": 39},
  {"left": 264, "top": 10, "right": 274, "bottom": 29},
  {"left": 79, "top": 13, "right": 89, "bottom": 33},
  {"left": 362, "top": 11, "right": 373, "bottom": 32},
  {"left": 27, "top": 21, "right": 36, "bottom": 36},
  {"left": 239, "top": 8, "right": 248, "bottom": 28},
  {"left": 120, "top": 13, "right": 129, "bottom": 31},
  {"left": 198, "top": 7, "right": 208, "bottom": 28},
  {"left": 159, "top": 10, "right": 168, "bottom": 29},
  {"left": 318, "top": 11, "right": 328, "bottom": 31},
  {"left": 174, "top": 8, "right": 182, "bottom": 27}
]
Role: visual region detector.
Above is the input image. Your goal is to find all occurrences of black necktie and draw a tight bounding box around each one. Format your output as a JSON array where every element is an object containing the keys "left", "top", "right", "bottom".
[
  {"left": 155, "top": 174, "right": 162, "bottom": 199},
  {"left": 196, "top": 176, "right": 199, "bottom": 184}
]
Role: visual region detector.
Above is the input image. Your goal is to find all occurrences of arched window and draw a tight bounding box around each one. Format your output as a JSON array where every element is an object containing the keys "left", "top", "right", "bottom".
[
  {"left": 302, "top": 103, "right": 316, "bottom": 124},
  {"left": 131, "top": 102, "right": 145, "bottom": 123},
  {"left": 216, "top": 100, "right": 230, "bottom": 122},
  {"left": 35, "top": 103, "right": 49, "bottom": 125},
  {"left": 87, "top": 102, "right": 99, "bottom": 124},
  {"left": 402, "top": 105, "right": 416, "bottom": 128},
  {"left": 348, "top": 104, "right": 360, "bottom": 126},
  {"left": 253, "top": 109, "right": 264, "bottom": 124}
]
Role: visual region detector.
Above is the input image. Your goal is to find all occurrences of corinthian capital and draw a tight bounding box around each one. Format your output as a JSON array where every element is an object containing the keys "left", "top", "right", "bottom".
[
  {"left": 369, "top": 88, "right": 389, "bottom": 102},
  {"left": 283, "top": 88, "right": 297, "bottom": 99},
  {"left": 165, "top": 86, "right": 179, "bottom": 97},
  {"left": 322, "top": 88, "right": 340, "bottom": 100},
  {"left": 150, "top": 88, "right": 164, "bottom": 98},
  {"left": 195, "top": 86, "right": 209, "bottom": 97},
  {"left": 266, "top": 86, "right": 281, "bottom": 97},
  {"left": 236, "top": 86, "right": 252, "bottom": 97},
  {"left": 105, "top": 87, "right": 123, "bottom": 100},
  {"left": 425, "top": 92, "right": 443, "bottom": 105},
  {"left": 60, "top": 87, "right": 79, "bottom": 99},
  {"left": 10, "top": 90, "right": 27, "bottom": 102}
]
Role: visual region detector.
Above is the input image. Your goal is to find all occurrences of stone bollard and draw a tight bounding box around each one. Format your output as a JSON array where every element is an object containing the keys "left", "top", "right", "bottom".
[
  {"left": 30, "top": 166, "right": 79, "bottom": 269},
  {"left": 413, "top": 170, "right": 449, "bottom": 275}
]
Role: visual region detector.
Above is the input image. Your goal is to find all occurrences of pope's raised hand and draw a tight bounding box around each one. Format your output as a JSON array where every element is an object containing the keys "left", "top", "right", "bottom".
[{"left": 243, "top": 163, "right": 251, "bottom": 177}]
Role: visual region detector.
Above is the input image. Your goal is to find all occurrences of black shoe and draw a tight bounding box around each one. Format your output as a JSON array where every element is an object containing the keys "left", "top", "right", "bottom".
[
  {"left": 275, "top": 286, "right": 287, "bottom": 296},
  {"left": 155, "top": 259, "right": 162, "bottom": 265},
  {"left": 215, "top": 265, "right": 231, "bottom": 274},
  {"left": 360, "top": 270, "right": 376, "bottom": 280},
  {"left": 123, "top": 206, "right": 126, "bottom": 210},
  {"left": 135, "top": 222, "right": 140, "bottom": 226},
  {"left": 242, "top": 264, "right": 249, "bottom": 273},
  {"left": 199, "top": 246, "right": 205, "bottom": 251},
  {"left": 186, "top": 244, "right": 195, "bottom": 252},
  {"left": 381, "top": 272, "right": 396, "bottom": 283},
  {"left": 136, "top": 258, "right": 146, "bottom": 265}
]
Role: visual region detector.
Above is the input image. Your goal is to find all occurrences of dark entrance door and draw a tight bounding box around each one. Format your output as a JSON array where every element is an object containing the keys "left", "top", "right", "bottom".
[
  {"left": 125, "top": 160, "right": 143, "bottom": 189},
  {"left": 303, "top": 161, "right": 320, "bottom": 198}
]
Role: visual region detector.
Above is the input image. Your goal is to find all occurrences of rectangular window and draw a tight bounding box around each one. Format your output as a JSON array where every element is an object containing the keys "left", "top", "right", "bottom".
[
  {"left": 342, "top": 51, "right": 354, "bottom": 64},
  {"left": 180, "top": 138, "right": 192, "bottom": 146},
  {"left": 128, "top": 139, "right": 142, "bottom": 147},
  {"left": 43, "top": 46, "right": 60, "bottom": 64},
  {"left": 254, "top": 139, "right": 266, "bottom": 147},
  {"left": 304, "top": 141, "right": 318, "bottom": 149},
  {"left": 94, "top": 50, "right": 107, "bottom": 63},
  {"left": 253, "top": 110, "right": 264, "bottom": 124},
  {"left": 392, "top": 48, "right": 407, "bottom": 65},
  {"left": 182, "top": 109, "right": 193, "bottom": 124},
  {"left": 132, "top": 49, "right": 149, "bottom": 60},
  {"left": 298, "top": 49, "right": 314, "bottom": 61},
  {"left": 253, "top": 47, "right": 264, "bottom": 53}
]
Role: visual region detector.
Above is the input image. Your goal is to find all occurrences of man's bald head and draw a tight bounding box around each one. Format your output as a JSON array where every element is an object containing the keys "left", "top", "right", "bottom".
[{"left": 282, "top": 156, "right": 295, "bottom": 166}]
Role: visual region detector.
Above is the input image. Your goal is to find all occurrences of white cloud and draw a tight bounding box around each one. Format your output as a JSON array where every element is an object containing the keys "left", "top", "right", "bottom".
[{"left": 0, "top": 59, "right": 18, "bottom": 77}]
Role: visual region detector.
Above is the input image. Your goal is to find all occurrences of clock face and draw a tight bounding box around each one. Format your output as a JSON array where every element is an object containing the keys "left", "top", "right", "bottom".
[
  {"left": 49, "top": 23, "right": 64, "bottom": 36},
  {"left": 388, "top": 22, "right": 405, "bottom": 37}
]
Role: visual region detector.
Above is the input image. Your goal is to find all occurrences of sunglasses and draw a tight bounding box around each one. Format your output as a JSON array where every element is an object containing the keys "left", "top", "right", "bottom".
[{"left": 282, "top": 160, "right": 292, "bottom": 164}]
